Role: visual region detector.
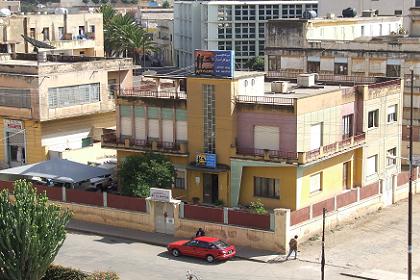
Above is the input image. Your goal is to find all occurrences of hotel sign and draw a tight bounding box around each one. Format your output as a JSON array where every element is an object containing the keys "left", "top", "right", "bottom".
[
  {"left": 150, "top": 188, "right": 172, "bottom": 202},
  {"left": 194, "top": 50, "right": 235, "bottom": 77},
  {"left": 196, "top": 153, "right": 217, "bottom": 168},
  {"left": 4, "top": 119, "right": 23, "bottom": 131}
]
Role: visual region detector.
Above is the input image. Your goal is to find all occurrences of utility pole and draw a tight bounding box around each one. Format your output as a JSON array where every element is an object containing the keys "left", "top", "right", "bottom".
[
  {"left": 321, "top": 207, "right": 326, "bottom": 280},
  {"left": 408, "top": 69, "right": 414, "bottom": 280}
]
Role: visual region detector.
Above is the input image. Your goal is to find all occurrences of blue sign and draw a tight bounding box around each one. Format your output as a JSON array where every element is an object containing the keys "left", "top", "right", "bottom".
[
  {"left": 196, "top": 153, "right": 217, "bottom": 168},
  {"left": 194, "top": 50, "right": 235, "bottom": 77}
]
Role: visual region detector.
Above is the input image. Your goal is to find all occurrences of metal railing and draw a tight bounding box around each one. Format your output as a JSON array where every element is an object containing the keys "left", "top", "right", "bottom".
[
  {"left": 236, "top": 147, "right": 298, "bottom": 160},
  {"left": 119, "top": 88, "right": 187, "bottom": 99},
  {"left": 235, "top": 95, "right": 295, "bottom": 106}
]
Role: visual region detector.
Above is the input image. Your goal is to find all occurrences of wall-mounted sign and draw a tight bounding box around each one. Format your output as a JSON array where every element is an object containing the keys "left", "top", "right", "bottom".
[
  {"left": 4, "top": 119, "right": 23, "bottom": 131},
  {"left": 150, "top": 188, "right": 172, "bottom": 202},
  {"left": 196, "top": 153, "right": 217, "bottom": 168},
  {"left": 194, "top": 50, "right": 235, "bottom": 77}
]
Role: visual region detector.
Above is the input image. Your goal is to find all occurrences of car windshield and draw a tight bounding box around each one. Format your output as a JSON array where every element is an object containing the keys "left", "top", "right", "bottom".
[{"left": 212, "top": 240, "right": 229, "bottom": 249}]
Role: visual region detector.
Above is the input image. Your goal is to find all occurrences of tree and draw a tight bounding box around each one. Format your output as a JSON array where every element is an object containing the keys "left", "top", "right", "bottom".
[
  {"left": 0, "top": 180, "right": 72, "bottom": 280},
  {"left": 92, "top": 0, "right": 100, "bottom": 4},
  {"left": 82, "top": 0, "right": 90, "bottom": 5},
  {"left": 100, "top": 0, "right": 109, "bottom": 4},
  {"left": 162, "top": 0, "right": 170, "bottom": 8},
  {"left": 244, "top": 56, "right": 264, "bottom": 71},
  {"left": 119, "top": 153, "right": 176, "bottom": 197}
]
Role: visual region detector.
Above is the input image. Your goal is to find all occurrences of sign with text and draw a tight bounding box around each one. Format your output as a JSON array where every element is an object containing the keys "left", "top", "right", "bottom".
[
  {"left": 150, "top": 188, "right": 172, "bottom": 202},
  {"left": 194, "top": 50, "right": 235, "bottom": 77},
  {"left": 196, "top": 153, "right": 217, "bottom": 168},
  {"left": 4, "top": 119, "right": 23, "bottom": 131}
]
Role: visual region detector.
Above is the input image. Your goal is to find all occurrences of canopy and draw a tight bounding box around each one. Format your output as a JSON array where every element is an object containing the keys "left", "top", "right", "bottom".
[{"left": 0, "top": 159, "right": 111, "bottom": 183}]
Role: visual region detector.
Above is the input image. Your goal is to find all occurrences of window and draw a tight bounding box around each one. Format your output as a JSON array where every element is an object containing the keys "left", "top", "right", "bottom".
[
  {"left": 254, "top": 177, "right": 280, "bottom": 199},
  {"left": 387, "top": 148, "right": 397, "bottom": 166},
  {"left": 310, "top": 123, "right": 323, "bottom": 150},
  {"left": 174, "top": 170, "right": 186, "bottom": 189},
  {"left": 203, "top": 85, "right": 216, "bottom": 153},
  {"left": 342, "top": 114, "right": 354, "bottom": 139},
  {"left": 395, "top": 10, "right": 403, "bottom": 15},
  {"left": 310, "top": 172, "right": 322, "bottom": 193},
  {"left": 254, "top": 126, "right": 279, "bottom": 151},
  {"left": 387, "top": 105, "right": 397, "bottom": 123},
  {"left": 386, "top": 64, "right": 401, "bottom": 77},
  {"left": 416, "top": 0, "right": 420, "bottom": 7},
  {"left": 58, "top": 27, "right": 64, "bottom": 40},
  {"left": 343, "top": 162, "right": 351, "bottom": 189},
  {"left": 368, "top": 110, "right": 379, "bottom": 129},
  {"left": 89, "top": 25, "right": 95, "bottom": 33},
  {"left": 334, "top": 63, "right": 348, "bottom": 75},
  {"left": 48, "top": 83, "right": 100, "bottom": 108},
  {"left": 30, "top": 28, "right": 36, "bottom": 39},
  {"left": 42, "top": 27, "right": 49, "bottom": 41},
  {"left": 307, "top": 61, "right": 320, "bottom": 73},
  {"left": 361, "top": 25, "right": 366, "bottom": 36},
  {"left": 108, "top": 79, "right": 117, "bottom": 98},
  {"left": 366, "top": 155, "right": 378, "bottom": 176}
]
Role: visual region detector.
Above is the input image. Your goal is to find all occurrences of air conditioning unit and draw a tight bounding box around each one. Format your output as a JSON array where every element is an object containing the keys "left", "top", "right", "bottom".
[
  {"left": 271, "top": 81, "right": 289, "bottom": 93},
  {"left": 297, "top": 73, "right": 316, "bottom": 87},
  {"left": 326, "top": 13, "right": 336, "bottom": 19},
  {"left": 362, "top": 10, "right": 376, "bottom": 17}
]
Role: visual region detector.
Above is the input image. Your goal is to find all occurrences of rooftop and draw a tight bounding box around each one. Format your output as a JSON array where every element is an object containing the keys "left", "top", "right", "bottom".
[{"left": 263, "top": 82, "right": 349, "bottom": 99}]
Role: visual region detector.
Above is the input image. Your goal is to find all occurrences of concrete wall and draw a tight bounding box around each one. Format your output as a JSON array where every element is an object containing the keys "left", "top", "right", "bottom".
[{"left": 51, "top": 142, "right": 116, "bottom": 165}]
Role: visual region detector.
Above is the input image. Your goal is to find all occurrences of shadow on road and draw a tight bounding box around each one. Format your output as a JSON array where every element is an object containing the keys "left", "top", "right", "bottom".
[{"left": 157, "top": 251, "right": 236, "bottom": 265}]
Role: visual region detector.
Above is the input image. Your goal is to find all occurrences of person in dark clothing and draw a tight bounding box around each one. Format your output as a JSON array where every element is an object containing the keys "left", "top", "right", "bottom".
[
  {"left": 200, "top": 55, "right": 204, "bottom": 69},
  {"left": 195, "top": 228, "right": 205, "bottom": 237},
  {"left": 196, "top": 54, "right": 201, "bottom": 70},
  {"left": 286, "top": 235, "right": 298, "bottom": 260}
]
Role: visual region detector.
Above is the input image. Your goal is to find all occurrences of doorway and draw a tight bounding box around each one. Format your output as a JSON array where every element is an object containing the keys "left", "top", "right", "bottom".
[
  {"left": 203, "top": 174, "right": 218, "bottom": 204},
  {"left": 154, "top": 201, "right": 175, "bottom": 234}
]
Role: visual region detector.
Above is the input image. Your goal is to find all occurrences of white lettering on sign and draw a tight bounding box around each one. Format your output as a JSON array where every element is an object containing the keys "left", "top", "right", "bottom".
[
  {"left": 150, "top": 188, "right": 172, "bottom": 202},
  {"left": 4, "top": 119, "right": 23, "bottom": 131}
]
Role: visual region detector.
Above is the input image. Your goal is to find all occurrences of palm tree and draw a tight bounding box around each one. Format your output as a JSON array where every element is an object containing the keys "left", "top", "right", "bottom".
[{"left": 99, "top": 5, "right": 155, "bottom": 63}]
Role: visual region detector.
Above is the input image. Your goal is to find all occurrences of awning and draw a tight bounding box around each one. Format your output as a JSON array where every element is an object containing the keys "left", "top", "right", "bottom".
[
  {"left": 186, "top": 164, "right": 230, "bottom": 173},
  {"left": 0, "top": 158, "right": 111, "bottom": 183}
]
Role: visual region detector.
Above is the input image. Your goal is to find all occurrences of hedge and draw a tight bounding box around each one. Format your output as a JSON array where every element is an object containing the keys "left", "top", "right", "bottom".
[{"left": 42, "top": 265, "right": 120, "bottom": 280}]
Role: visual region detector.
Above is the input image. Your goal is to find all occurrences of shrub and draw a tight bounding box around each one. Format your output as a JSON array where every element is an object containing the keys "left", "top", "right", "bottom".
[
  {"left": 214, "top": 199, "right": 224, "bottom": 207},
  {"left": 42, "top": 265, "right": 88, "bottom": 280},
  {"left": 249, "top": 199, "right": 267, "bottom": 215},
  {"left": 88, "top": 272, "right": 120, "bottom": 280}
]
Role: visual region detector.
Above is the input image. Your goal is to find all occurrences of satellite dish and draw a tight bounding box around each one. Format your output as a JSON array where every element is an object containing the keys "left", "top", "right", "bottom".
[
  {"left": 21, "top": 34, "right": 55, "bottom": 51},
  {"left": 0, "top": 8, "right": 11, "bottom": 17}
]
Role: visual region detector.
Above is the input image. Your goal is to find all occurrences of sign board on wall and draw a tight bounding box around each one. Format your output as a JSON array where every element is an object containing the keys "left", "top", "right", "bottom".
[
  {"left": 196, "top": 153, "right": 217, "bottom": 168},
  {"left": 194, "top": 50, "right": 235, "bottom": 77},
  {"left": 150, "top": 188, "right": 172, "bottom": 202},
  {"left": 4, "top": 119, "right": 23, "bottom": 131}
]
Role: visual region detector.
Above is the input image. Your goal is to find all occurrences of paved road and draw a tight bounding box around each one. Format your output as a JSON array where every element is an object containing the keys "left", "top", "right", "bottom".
[{"left": 55, "top": 232, "right": 349, "bottom": 280}]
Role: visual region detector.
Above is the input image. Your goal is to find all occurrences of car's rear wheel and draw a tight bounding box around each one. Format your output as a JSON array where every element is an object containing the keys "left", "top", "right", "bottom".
[
  {"left": 206, "top": 255, "right": 215, "bottom": 263},
  {"left": 171, "top": 249, "right": 180, "bottom": 257}
]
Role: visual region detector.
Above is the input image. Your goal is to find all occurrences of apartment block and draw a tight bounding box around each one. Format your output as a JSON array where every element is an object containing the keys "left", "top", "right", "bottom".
[
  {"left": 0, "top": 53, "right": 132, "bottom": 168},
  {"left": 174, "top": 0, "right": 318, "bottom": 69},
  {"left": 265, "top": 9, "right": 420, "bottom": 159},
  {"left": 104, "top": 71, "right": 402, "bottom": 210},
  {"left": 0, "top": 11, "right": 104, "bottom": 57}
]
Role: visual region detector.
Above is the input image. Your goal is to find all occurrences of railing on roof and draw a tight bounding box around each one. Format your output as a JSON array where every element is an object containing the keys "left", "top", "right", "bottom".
[
  {"left": 235, "top": 95, "right": 295, "bottom": 106},
  {"left": 367, "top": 79, "right": 401, "bottom": 90},
  {"left": 119, "top": 88, "right": 187, "bottom": 99}
]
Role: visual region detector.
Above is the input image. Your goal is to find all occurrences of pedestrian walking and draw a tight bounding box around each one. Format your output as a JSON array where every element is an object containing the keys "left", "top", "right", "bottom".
[
  {"left": 195, "top": 228, "right": 205, "bottom": 237},
  {"left": 285, "top": 235, "right": 298, "bottom": 260}
]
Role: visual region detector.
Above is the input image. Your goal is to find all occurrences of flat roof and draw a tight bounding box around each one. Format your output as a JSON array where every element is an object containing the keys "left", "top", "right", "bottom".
[
  {"left": 0, "top": 59, "right": 65, "bottom": 66},
  {"left": 263, "top": 82, "right": 349, "bottom": 99}
]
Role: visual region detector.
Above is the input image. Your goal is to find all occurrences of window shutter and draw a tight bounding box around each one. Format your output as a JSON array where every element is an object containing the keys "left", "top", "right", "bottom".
[{"left": 254, "top": 126, "right": 279, "bottom": 150}]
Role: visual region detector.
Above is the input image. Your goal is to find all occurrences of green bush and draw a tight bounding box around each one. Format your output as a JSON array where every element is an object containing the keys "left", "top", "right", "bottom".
[
  {"left": 88, "top": 272, "right": 120, "bottom": 280},
  {"left": 42, "top": 265, "right": 88, "bottom": 280},
  {"left": 249, "top": 199, "right": 267, "bottom": 215}
]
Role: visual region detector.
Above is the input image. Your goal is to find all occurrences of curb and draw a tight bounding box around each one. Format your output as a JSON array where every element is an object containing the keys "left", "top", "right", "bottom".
[{"left": 66, "top": 226, "right": 270, "bottom": 263}]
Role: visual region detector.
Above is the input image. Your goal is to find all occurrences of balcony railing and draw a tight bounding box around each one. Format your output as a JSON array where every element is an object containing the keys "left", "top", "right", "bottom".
[
  {"left": 101, "top": 132, "right": 188, "bottom": 154},
  {"left": 235, "top": 147, "right": 298, "bottom": 162},
  {"left": 235, "top": 95, "right": 295, "bottom": 106},
  {"left": 266, "top": 71, "right": 377, "bottom": 84},
  {"left": 299, "top": 133, "right": 366, "bottom": 164},
  {"left": 119, "top": 89, "right": 187, "bottom": 99}
]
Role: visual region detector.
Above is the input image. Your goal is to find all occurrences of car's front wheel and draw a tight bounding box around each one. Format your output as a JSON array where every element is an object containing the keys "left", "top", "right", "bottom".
[
  {"left": 206, "top": 255, "right": 215, "bottom": 263},
  {"left": 171, "top": 249, "right": 180, "bottom": 257}
]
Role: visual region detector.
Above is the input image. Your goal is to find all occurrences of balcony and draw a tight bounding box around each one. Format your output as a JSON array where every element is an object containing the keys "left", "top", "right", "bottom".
[
  {"left": 266, "top": 71, "right": 377, "bottom": 84},
  {"left": 50, "top": 37, "right": 96, "bottom": 50},
  {"left": 102, "top": 132, "right": 188, "bottom": 155},
  {"left": 235, "top": 147, "right": 298, "bottom": 163},
  {"left": 235, "top": 95, "right": 295, "bottom": 106},
  {"left": 119, "top": 88, "right": 187, "bottom": 99},
  {"left": 298, "top": 133, "right": 366, "bottom": 164}
]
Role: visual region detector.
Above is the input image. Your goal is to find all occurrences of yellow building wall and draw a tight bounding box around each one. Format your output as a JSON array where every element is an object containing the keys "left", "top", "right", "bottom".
[
  {"left": 299, "top": 151, "right": 356, "bottom": 207},
  {"left": 239, "top": 166, "right": 297, "bottom": 210}
]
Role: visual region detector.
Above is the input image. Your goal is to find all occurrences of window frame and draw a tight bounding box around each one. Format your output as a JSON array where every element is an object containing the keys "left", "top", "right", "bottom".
[
  {"left": 174, "top": 169, "right": 186, "bottom": 190},
  {"left": 387, "top": 148, "right": 397, "bottom": 166},
  {"left": 387, "top": 104, "right": 397, "bottom": 123},
  {"left": 310, "top": 172, "right": 322, "bottom": 193},
  {"left": 366, "top": 155, "right": 378, "bottom": 176},
  {"left": 253, "top": 176, "right": 280, "bottom": 199},
  {"left": 367, "top": 109, "right": 379, "bottom": 129}
]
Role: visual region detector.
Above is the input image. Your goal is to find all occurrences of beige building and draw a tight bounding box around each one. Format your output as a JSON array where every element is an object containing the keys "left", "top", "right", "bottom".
[
  {"left": 0, "top": 53, "right": 132, "bottom": 168},
  {"left": 0, "top": 11, "right": 104, "bottom": 57},
  {"left": 265, "top": 11, "right": 420, "bottom": 159},
  {"left": 0, "top": 0, "right": 20, "bottom": 13}
]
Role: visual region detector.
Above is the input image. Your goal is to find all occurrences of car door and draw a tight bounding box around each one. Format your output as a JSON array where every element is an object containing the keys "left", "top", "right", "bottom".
[
  {"left": 181, "top": 240, "right": 199, "bottom": 257},
  {"left": 196, "top": 241, "right": 212, "bottom": 258}
]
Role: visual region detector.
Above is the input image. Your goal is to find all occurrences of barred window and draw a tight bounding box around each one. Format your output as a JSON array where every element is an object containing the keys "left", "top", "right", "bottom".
[
  {"left": 254, "top": 177, "right": 280, "bottom": 199},
  {"left": 0, "top": 89, "right": 31, "bottom": 108},
  {"left": 48, "top": 83, "right": 100, "bottom": 108}
]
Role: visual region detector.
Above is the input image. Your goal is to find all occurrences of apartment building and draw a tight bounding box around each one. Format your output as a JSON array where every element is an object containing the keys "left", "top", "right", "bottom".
[
  {"left": 265, "top": 9, "right": 420, "bottom": 159},
  {"left": 0, "top": 11, "right": 104, "bottom": 57},
  {"left": 174, "top": 0, "right": 318, "bottom": 69},
  {"left": 318, "top": 0, "right": 419, "bottom": 28},
  {"left": 0, "top": 0, "right": 20, "bottom": 13},
  {"left": 0, "top": 53, "right": 132, "bottom": 168},
  {"left": 103, "top": 70, "right": 402, "bottom": 210}
]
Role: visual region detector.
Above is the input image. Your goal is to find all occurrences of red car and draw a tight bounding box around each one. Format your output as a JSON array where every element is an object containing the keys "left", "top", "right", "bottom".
[{"left": 167, "top": 236, "right": 236, "bottom": 263}]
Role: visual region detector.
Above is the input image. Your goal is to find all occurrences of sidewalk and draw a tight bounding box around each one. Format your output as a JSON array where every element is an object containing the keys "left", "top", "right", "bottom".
[{"left": 67, "top": 219, "right": 281, "bottom": 263}]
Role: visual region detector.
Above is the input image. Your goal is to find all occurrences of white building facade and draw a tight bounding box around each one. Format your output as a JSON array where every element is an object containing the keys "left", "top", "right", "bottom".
[{"left": 174, "top": 0, "right": 318, "bottom": 69}]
